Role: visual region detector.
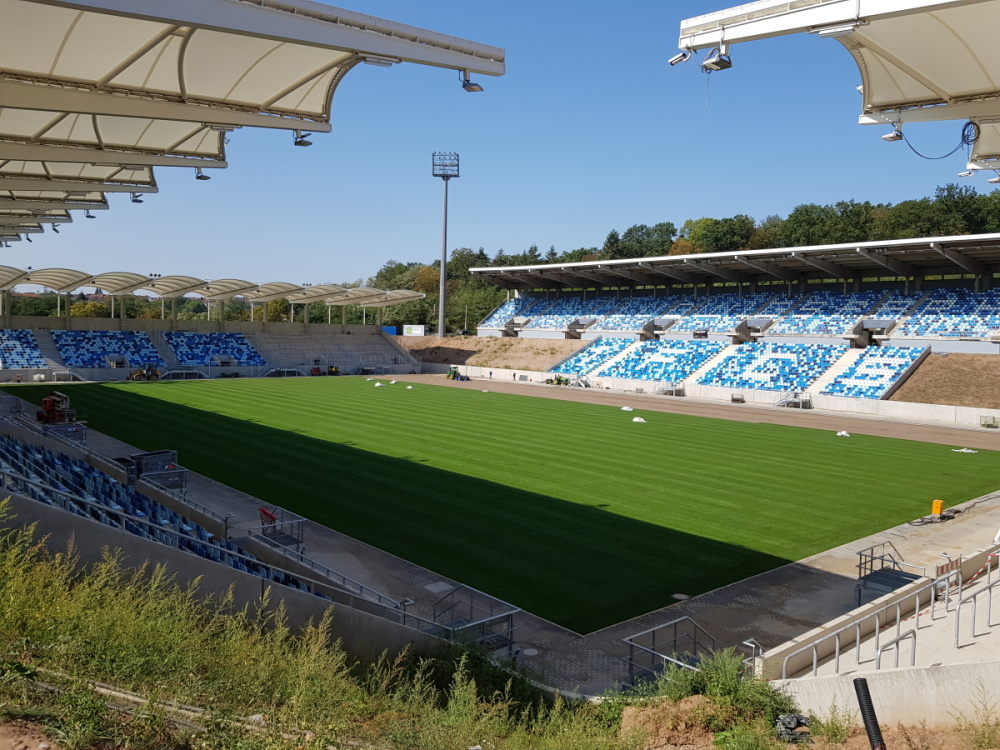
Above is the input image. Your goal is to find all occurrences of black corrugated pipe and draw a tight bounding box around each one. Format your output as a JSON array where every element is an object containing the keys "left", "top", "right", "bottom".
[{"left": 853, "top": 677, "right": 887, "bottom": 750}]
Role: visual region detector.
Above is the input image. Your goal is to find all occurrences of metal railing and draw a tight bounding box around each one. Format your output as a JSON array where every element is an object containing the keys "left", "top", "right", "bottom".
[
  {"left": 954, "top": 553, "right": 1000, "bottom": 649},
  {"left": 246, "top": 528, "right": 400, "bottom": 609},
  {"left": 781, "top": 570, "right": 961, "bottom": 679},
  {"left": 875, "top": 629, "right": 916, "bottom": 669},
  {"left": 622, "top": 616, "right": 717, "bottom": 683}
]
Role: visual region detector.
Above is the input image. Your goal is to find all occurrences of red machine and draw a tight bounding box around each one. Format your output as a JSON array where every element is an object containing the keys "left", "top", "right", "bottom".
[{"left": 36, "top": 391, "right": 78, "bottom": 425}]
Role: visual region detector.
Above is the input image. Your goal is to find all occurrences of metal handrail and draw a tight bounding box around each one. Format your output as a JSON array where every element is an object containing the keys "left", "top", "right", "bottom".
[
  {"left": 0, "top": 466, "right": 458, "bottom": 635},
  {"left": 875, "top": 629, "right": 916, "bottom": 669},
  {"left": 954, "top": 554, "right": 1000, "bottom": 648},
  {"left": 246, "top": 528, "right": 399, "bottom": 609},
  {"left": 781, "top": 571, "right": 960, "bottom": 679}
]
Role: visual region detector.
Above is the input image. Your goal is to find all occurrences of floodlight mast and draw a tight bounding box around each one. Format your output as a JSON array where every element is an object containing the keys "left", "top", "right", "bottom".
[{"left": 432, "top": 152, "right": 459, "bottom": 337}]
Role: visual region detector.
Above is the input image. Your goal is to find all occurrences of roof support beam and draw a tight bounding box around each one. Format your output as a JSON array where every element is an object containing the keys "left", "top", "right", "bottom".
[
  {"left": 930, "top": 241, "right": 989, "bottom": 275},
  {"left": 733, "top": 256, "right": 801, "bottom": 281},
  {"left": 0, "top": 142, "right": 226, "bottom": 169},
  {"left": 0, "top": 199, "right": 108, "bottom": 211},
  {"left": 684, "top": 260, "right": 740, "bottom": 282},
  {"left": 678, "top": 0, "right": 987, "bottom": 50},
  {"left": 497, "top": 271, "right": 551, "bottom": 289},
  {"left": 855, "top": 248, "right": 914, "bottom": 277},
  {"left": 597, "top": 265, "right": 664, "bottom": 287},
  {"left": 859, "top": 100, "right": 1000, "bottom": 125},
  {"left": 0, "top": 80, "right": 333, "bottom": 133},
  {"left": 33, "top": 0, "right": 506, "bottom": 76},
  {"left": 791, "top": 252, "right": 852, "bottom": 279},
  {"left": 560, "top": 268, "right": 610, "bottom": 287},
  {"left": 0, "top": 176, "right": 158, "bottom": 194},
  {"left": 532, "top": 273, "right": 573, "bottom": 289},
  {"left": 640, "top": 263, "right": 697, "bottom": 284},
  {"left": 0, "top": 215, "right": 67, "bottom": 225}
]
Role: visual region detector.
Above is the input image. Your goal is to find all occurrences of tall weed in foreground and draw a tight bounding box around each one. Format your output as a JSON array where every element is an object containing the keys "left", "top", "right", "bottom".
[
  {"left": 953, "top": 682, "right": 1000, "bottom": 750},
  {"left": 0, "top": 501, "right": 635, "bottom": 750}
]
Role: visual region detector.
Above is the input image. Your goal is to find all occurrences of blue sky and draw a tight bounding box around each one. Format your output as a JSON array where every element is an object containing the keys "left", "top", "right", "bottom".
[{"left": 11, "top": 0, "right": 992, "bottom": 286}]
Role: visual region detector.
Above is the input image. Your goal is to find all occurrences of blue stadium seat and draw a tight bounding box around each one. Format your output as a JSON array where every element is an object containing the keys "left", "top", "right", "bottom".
[
  {"left": 51, "top": 330, "right": 165, "bottom": 368},
  {"left": 0, "top": 329, "right": 46, "bottom": 369},
  {"left": 163, "top": 331, "right": 266, "bottom": 366},
  {"left": 820, "top": 346, "right": 926, "bottom": 399},
  {"left": 697, "top": 342, "right": 847, "bottom": 392}
]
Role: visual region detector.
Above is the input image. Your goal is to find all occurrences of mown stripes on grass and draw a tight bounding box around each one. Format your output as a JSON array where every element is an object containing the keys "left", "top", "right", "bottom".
[{"left": 7, "top": 378, "right": 1000, "bottom": 633}]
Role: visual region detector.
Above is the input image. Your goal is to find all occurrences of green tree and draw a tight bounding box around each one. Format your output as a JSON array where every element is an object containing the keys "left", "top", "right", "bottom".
[
  {"left": 748, "top": 215, "right": 786, "bottom": 249},
  {"left": 782, "top": 203, "right": 839, "bottom": 246},
  {"left": 69, "top": 300, "right": 111, "bottom": 318},
  {"left": 699, "top": 214, "right": 755, "bottom": 253},
  {"left": 601, "top": 229, "right": 622, "bottom": 259}
]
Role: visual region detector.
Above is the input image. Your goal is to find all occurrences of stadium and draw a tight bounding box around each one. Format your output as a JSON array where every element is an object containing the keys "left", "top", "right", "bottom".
[{"left": 1, "top": 0, "right": 1000, "bottom": 746}]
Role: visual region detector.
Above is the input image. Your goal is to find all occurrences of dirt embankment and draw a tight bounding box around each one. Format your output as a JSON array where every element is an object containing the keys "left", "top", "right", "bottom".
[
  {"left": 890, "top": 352, "right": 1000, "bottom": 409},
  {"left": 396, "top": 335, "right": 588, "bottom": 372},
  {"left": 621, "top": 698, "right": 973, "bottom": 750}
]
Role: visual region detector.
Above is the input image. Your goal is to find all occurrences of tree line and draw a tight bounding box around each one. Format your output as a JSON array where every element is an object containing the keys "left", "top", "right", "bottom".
[{"left": 9, "top": 183, "right": 998, "bottom": 334}]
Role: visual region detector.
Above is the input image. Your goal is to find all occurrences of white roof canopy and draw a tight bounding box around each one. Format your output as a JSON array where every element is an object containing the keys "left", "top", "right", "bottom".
[
  {"left": 0, "top": 264, "right": 426, "bottom": 307},
  {"left": 0, "top": 0, "right": 505, "bottom": 240},
  {"left": 677, "top": 0, "right": 1000, "bottom": 170}
]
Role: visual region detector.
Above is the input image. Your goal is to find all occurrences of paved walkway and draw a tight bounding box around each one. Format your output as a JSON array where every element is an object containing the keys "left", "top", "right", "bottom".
[{"left": 9, "top": 378, "right": 1000, "bottom": 695}]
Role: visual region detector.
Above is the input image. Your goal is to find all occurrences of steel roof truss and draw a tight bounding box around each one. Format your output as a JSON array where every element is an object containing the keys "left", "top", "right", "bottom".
[
  {"left": 0, "top": 81, "right": 334, "bottom": 132},
  {"left": 790, "top": 252, "right": 853, "bottom": 279},
  {"left": 640, "top": 263, "right": 697, "bottom": 284},
  {"left": 855, "top": 248, "right": 915, "bottom": 277},
  {"left": 0, "top": 142, "right": 225, "bottom": 169},
  {"left": 930, "top": 241, "right": 989, "bottom": 275},
  {"left": 684, "top": 260, "right": 741, "bottom": 282},
  {"left": 0, "top": 177, "right": 157, "bottom": 193},
  {"left": 734, "top": 255, "right": 801, "bottom": 281},
  {"left": 597, "top": 265, "right": 664, "bottom": 287},
  {"left": 560, "top": 267, "right": 610, "bottom": 287},
  {"left": 0, "top": 199, "right": 108, "bottom": 210}
]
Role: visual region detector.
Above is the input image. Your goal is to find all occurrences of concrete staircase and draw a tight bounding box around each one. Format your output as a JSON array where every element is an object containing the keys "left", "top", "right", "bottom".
[
  {"left": 147, "top": 331, "right": 180, "bottom": 366},
  {"left": 31, "top": 330, "right": 67, "bottom": 371},
  {"left": 682, "top": 344, "right": 734, "bottom": 385},
  {"left": 809, "top": 348, "right": 864, "bottom": 393}
]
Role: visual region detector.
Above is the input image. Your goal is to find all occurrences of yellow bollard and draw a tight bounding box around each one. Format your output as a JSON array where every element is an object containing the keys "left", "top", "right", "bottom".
[{"left": 931, "top": 499, "right": 944, "bottom": 516}]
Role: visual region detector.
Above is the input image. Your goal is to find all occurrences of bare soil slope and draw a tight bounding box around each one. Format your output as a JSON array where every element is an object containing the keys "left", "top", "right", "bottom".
[
  {"left": 397, "top": 335, "right": 588, "bottom": 371},
  {"left": 621, "top": 700, "right": 971, "bottom": 750},
  {"left": 890, "top": 351, "right": 1000, "bottom": 409}
]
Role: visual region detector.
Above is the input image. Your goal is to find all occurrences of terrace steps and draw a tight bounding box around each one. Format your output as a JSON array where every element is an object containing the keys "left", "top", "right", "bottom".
[
  {"left": 808, "top": 348, "right": 864, "bottom": 393},
  {"left": 32, "top": 330, "right": 65, "bottom": 369},
  {"left": 681, "top": 343, "right": 735, "bottom": 384}
]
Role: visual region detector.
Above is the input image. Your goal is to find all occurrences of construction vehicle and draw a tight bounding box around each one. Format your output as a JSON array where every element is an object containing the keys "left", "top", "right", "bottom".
[
  {"left": 36, "top": 391, "right": 80, "bottom": 424},
  {"left": 129, "top": 364, "right": 160, "bottom": 381}
]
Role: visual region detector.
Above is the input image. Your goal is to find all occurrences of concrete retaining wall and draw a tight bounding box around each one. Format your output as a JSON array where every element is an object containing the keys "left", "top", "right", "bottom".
[
  {"left": 760, "top": 543, "right": 1000, "bottom": 680},
  {"left": 774, "top": 659, "right": 1000, "bottom": 727}
]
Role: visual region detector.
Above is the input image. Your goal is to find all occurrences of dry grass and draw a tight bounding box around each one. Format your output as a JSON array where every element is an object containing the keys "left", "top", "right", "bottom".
[
  {"left": 889, "top": 352, "right": 1000, "bottom": 409},
  {"left": 397, "top": 335, "right": 588, "bottom": 371}
]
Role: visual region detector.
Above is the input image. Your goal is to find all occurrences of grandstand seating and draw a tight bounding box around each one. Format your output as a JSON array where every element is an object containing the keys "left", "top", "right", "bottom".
[
  {"left": 595, "top": 340, "right": 727, "bottom": 382},
  {"left": 0, "top": 329, "right": 45, "bottom": 369},
  {"left": 51, "top": 330, "right": 165, "bottom": 368},
  {"left": 871, "top": 291, "right": 925, "bottom": 318},
  {"left": 697, "top": 342, "right": 848, "bottom": 392},
  {"left": 523, "top": 296, "right": 619, "bottom": 330},
  {"left": 821, "top": 346, "right": 926, "bottom": 400},
  {"left": 0, "top": 433, "right": 326, "bottom": 597},
  {"left": 549, "top": 336, "right": 633, "bottom": 375},
  {"left": 669, "top": 292, "right": 775, "bottom": 333},
  {"left": 590, "top": 297, "right": 672, "bottom": 331},
  {"left": 479, "top": 298, "right": 549, "bottom": 328},
  {"left": 892, "top": 289, "right": 1000, "bottom": 338},
  {"left": 163, "top": 331, "right": 266, "bottom": 366},
  {"left": 766, "top": 291, "right": 883, "bottom": 336}
]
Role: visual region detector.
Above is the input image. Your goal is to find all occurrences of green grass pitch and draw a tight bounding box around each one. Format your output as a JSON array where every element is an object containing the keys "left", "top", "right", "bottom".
[{"left": 7, "top": 378, "right": 1000, "bottom": 633}]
